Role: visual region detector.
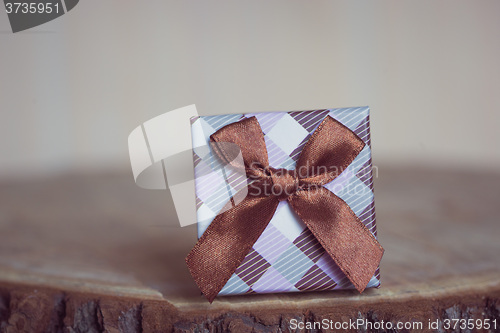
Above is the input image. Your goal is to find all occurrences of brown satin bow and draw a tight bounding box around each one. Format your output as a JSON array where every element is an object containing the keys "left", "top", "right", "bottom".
[{"left": 186, "top": 115, "right": 384, "bottom": 302}]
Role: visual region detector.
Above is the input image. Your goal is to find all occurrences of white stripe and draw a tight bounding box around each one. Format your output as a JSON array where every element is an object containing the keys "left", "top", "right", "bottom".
[
  {"left": 196, "top": 172, "right": 224, "bottom": 194},
  {"left": 344, "top": 179, "right": 374, "bottom": 209},
  {"left": 349, "top": 145, "right": 371, "bottom": 172},
  {"left": 299, "top": 272, "right": 328, "bottom": 290},
  {"left": 205, "top": 115, "right": 229, "bottom": 129},
  {"left": 224, "top": 234, "right": 320, "bottom": 292},
  {"left": 206, "top": 178, "right": 247, "bottom": 204},
  {"left": 254, "top": 225, "right": 281, "bottom": 244},
  {"left": 199, "top": 176, "right": 229, "bottom": 205},
  {"left": 267, "top": 140, "right": 290, "bottom": 163},
  {"left": 357, "top": 131, "right": 370, "bottom": 145},
  {"left": 227, "top": 228, "right": 283, "bottom": 281},
  {"left": 296, "top": 266, "right": 332, "bottom": 290},
  {"left": 222, "top": 229, "right": 300, "bottom": 292},
  {"left": 266, "top": 143, "right": 282, "bottom": 161},
  {"left": 337, "top": 187, "right": 372, "bottom": 215},
  {"left": 315, "top": 274, "right": 339, "bottom": 290},
  {"left": 332, "top": 107, "right": 367, "bottom": 131},
  {"left": 300, "top": 112, "right": 329, "bottom": 130},
  {"left": 256, "top": 245, "right": 325, "bottom": 292},
  {"left": 361, "top": 209, "right": 376, "bottom": 222},
  {"left": 309, "top": 276, "right": 335, "bottom": 291},
  {"left": 223, "top": 231, "right": 322, "bottom": 292},
  {"left": 351, "top": 161, "right": 371, "bottom": 180},
  {"left": 345, "top": 191, "right": 372, "bottom": 216},
  {"left": 265, "top": 249, "right": 327, "bottom": 291},
  {"left": 337, "top": 177, "right": 373, "bottom": 211},
  {"left": 331, "top": 107, "right": 363, "bottom": 125},
  {"left": 326, "top": 269, "right": 348, "bottom": 284},
  {"left": 258, "top": 114, "right": 281, "bottom": 132},
  {"left": 193, "top": 159, "right": 212, "bottom": 177},
  {"left": 361, "top": 211, "right": 376, "bottom": 226},
  {"left": 236, "top": 256, "right": 269, "bottom": 277},
  {"left": 209, "top": 114, "right": 238, "bottom": 129}
]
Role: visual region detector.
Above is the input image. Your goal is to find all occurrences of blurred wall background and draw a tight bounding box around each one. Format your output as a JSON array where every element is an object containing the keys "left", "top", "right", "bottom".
[{"left": 1, "top": 0, "right": 499, "bottom": 178}]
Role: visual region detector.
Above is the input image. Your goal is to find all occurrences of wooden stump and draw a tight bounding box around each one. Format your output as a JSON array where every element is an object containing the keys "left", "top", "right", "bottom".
[{"left": 0, "top": 166, "right": 499, "bottom": 332}]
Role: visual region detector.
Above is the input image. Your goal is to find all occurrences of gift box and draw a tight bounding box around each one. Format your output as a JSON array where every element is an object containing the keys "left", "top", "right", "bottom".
[{"left": 187, "top": 107, "right": 383, "bottom": 302}]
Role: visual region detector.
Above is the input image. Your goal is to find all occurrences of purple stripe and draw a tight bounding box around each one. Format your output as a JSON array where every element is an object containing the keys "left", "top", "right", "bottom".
[
  {"left": 293, "top": 230, "right": 325, "bottom": 263},
  {"left": 356, "top": 159, "right": 373, "bottom": 190},
  {"left": 195, "top": 197, "right": 203, "bottom": 210},
  {"left": 295, "top": 265, "right": 337, "bottom": 291},
  {"left": 354, "top": 115, "right": 371, "bottom": 147},
  {"left": 193, "top": 153, "right": 202, "bottom": 168},
  {"left": 358, "top": 201, "right": 375, "bottom": 225},
  {"left": 235, "top": 250, "right": 270, "bottom": 285},
  {"left": 300, "top": 111, "right": 330, "bottom": 132},
  {"left": 289, "top": 136, "right": 310, "bottom": 162}
]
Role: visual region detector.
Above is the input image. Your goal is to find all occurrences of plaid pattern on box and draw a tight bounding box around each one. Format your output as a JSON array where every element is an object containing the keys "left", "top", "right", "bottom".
[{"left": 190, "top": 107, "right": 380, "bottom": 296}]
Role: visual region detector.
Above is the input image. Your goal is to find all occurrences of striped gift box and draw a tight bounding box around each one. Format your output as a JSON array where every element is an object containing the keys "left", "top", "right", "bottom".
[{"left": 190, "top": 107, "right": 380, "bottom": 296}]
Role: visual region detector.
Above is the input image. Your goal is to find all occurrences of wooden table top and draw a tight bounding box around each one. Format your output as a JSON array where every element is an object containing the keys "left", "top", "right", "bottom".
[{"left": 0, "top": 166, "right": 499, "bottom": 332}]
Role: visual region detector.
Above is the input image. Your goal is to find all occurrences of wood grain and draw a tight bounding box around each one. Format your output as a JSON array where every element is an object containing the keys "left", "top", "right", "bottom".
[{"left": 0, "top": 166, "right": 499, "bottom": 332}]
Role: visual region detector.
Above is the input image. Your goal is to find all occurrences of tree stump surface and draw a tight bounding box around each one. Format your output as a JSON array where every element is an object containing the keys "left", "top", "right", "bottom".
[{"left": 0, "top": 166, "right": 499, "bottom": 332}]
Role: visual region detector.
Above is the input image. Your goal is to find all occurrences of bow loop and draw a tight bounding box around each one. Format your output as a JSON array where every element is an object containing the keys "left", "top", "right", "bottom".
[
  {"left": 296, "top": 116, "right": 366, "bottom": 186},
  {"left": 210, "top": 116, "right": 268, "bottom": 173}
]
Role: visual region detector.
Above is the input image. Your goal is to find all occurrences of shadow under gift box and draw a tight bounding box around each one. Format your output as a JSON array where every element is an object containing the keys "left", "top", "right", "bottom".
[{"left": 190, "top": 107, "right": 380, "bottom": 297}]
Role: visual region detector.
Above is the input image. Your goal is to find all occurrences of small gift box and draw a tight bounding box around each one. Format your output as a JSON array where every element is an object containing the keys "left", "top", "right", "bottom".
[{"left": 187, "top": 107, "right": 383, "bottom": 302}]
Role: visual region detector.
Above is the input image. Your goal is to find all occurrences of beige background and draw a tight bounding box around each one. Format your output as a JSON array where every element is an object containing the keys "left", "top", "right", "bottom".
[{"left": 1, "top": 1, "right": 499, "bottom": 178}]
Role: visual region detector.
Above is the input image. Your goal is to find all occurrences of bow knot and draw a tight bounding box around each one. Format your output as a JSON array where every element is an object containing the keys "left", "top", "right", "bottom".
[{"left": 264, "top": 167, "right": 299, "bottom": 201}]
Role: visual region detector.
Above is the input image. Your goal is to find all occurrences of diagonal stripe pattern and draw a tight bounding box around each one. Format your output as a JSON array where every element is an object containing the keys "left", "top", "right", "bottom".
[{"left": 191, "top": 107, "right": 380, "bottom": 295}]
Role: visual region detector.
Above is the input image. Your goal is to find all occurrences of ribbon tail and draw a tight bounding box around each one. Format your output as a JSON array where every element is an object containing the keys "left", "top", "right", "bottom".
[
  {"left": 186, "top": 193, "right": 279, "bottom": 302},
  {"left": 289, "top": 187, "right": 384, "bottom": 292}
]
